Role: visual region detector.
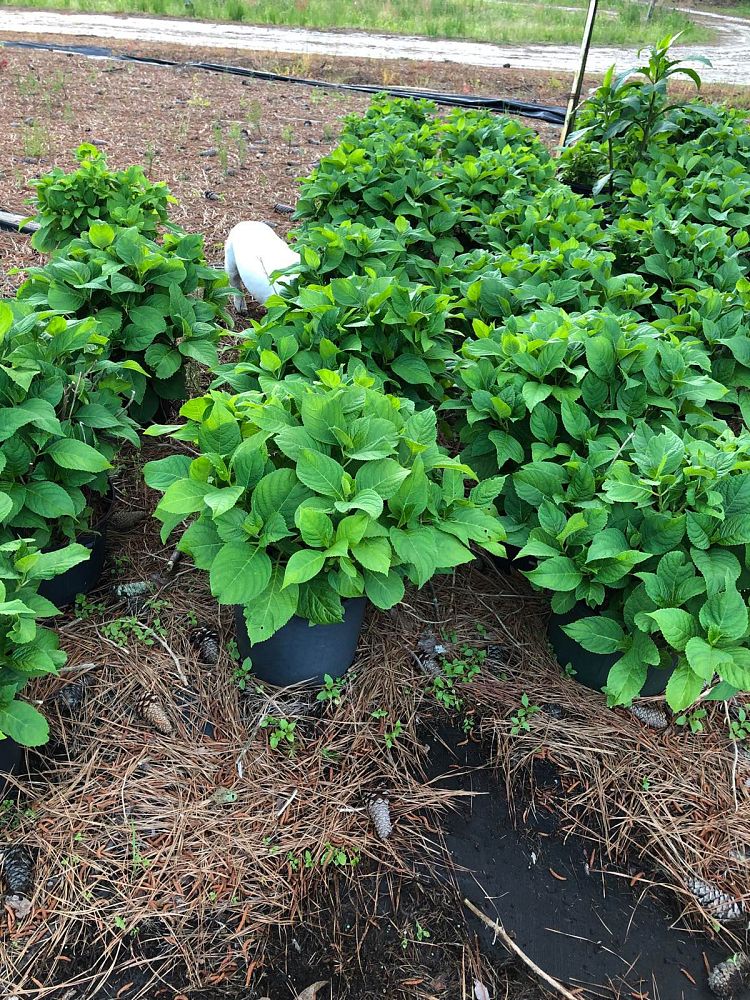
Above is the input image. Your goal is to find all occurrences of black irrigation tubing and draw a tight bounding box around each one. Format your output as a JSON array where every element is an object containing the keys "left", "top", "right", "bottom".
[{"left": 1, "top": 38, "right": 567, "bottom": 125}]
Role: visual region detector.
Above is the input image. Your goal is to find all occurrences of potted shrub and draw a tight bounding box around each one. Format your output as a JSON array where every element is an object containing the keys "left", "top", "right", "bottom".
[
  {"left": 518, "top": 424, "right": 750, "bottom": 710},
  {"left": 446, "top": 304, "right": 750, "bottom": 711},
  {"left": 15, "top": 223, "right": 232, "bottom": 422},
  {"left": 26, "top": 143, "right": 176, "bottom": 253},
  {"left": 216, "top": 270, "right": 460, "bottom": 409},
  {"left": 0, "top": 304, "right": 140, "bottom": 605},
  {"left": 0, "top": 536, "right": 89, "bottom": 779},
  {"left": 145, "top": 371, "right": 506, "bottom": 684}
]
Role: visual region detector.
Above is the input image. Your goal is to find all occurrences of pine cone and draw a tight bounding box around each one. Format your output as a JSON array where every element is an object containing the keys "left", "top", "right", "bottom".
[
  {"left": 54, "top": 679, "right": 90, "bottom": 714},
  {"left": 708, "top": 953, "right": 750, "bottom": 998},
  {"left": 629, "top": 705, "right": 668, "bottom": 730},
  {"left": 542, "top": 703, "right": 565, "bottom": 719},
  {"left": 133, "top": 690, "right": 173, "bottom": 735},
  {"left": 367, "top": 795, "right": 393, "bottom": 840},
  {"left": 2, "top": 845, "right": 34, "bottom": 897},
  {"left": 189, "top": 626, "right": 220, "bottom": 665},
  {"left": 686, "top": 875, "right": 745, "bottom": 923},
  {"left": 113, "top": 581, "right": 153, "bottom": 600},
  {"left": 109, "top": 508, "right": 147, "bottom": 533}
]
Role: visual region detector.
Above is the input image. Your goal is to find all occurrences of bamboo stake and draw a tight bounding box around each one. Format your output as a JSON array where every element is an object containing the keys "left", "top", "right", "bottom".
[{"left": 559, "top": 0, "right": 600, "bottom": 150}]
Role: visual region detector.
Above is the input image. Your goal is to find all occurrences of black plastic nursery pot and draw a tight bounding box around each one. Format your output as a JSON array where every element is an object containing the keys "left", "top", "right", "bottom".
[
  {"left": 548, "top": 603, "right": 674, "bottom": 696},
  {"left": 37, "top": 492, "right": 112, "bottom": 609},
  {"left": 0, "top": 737, "right": 22, "bottom": 798},
  {"left": 493, "top": 543, "right": 536, "bottom": 576},
  {"left": 234, "top": 598, "right": 368, "bottom": 686}
]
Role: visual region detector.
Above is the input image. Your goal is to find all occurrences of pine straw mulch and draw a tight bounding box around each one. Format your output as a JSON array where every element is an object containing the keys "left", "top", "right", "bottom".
[
  {"left": 2, "top": 448, "right": 478, "bottom": 997},
  {"left": 2, "top": 447, "right": 746, "bottom": 994},
  {"left": 458, "top": 572, "right": 750, "bottom": 952}
]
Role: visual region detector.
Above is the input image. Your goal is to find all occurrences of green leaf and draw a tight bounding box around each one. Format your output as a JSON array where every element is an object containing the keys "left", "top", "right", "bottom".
[
  {"left": 296, "top": 449, "right": 346, "bottom": 499},
  {"left": 391, "top": 354, "right": 433, "bottom": 385},
  {"left": 390, "top": 526, "right": 438, "bottom": 587},
  {"left": 89, "top": 221, "right": 115, "bottom": 248},
  {"left": 18, "top": 543, "right": 90, "bottom": 581},
  {"left": 525, "top": 556, "right": 582, "bottom": 592},
  {"left": 646, "top": 608, "right": 699, "bottom": 651},
  {"left": 529, "top": 403, "right": 557, "bottom": 445},
  {"left": 0, "top": 700, "right": 49, "bottom": 747},
  {"left": 352, "top": 538, "right": 392, "bottom": 575},
  {"left": 199, "top": 400, "right": 241, "bottom": 456},
  {"left": 156, "top": 479, "right": 213, "bottom": 516},
  {"left": 47, "top": 438, "right": 111, "bottom": 473},
  {"left": 283, "top": 550, "right": 327, "bottom": 587},
  {"left": 692, "top": 547, "right": 741, "bottom": 596},
  {"left": 699, "top": 586, "right": 748, "bottom": 642},
  {"left": 296, "top": 507, "right": 334, "bottom": 548},
  {"left": 296, "top": 578, "right": 344, "bottom": 624},
  {"left": 586, "top": 528, "right": 627, "bottom": 563},
  {"left": 363, "top": 568, "right": 405, "bottom": 609},
  {"left": 355, "top": 458, "right": 410, "bottom": 499},
  {"left": 717, "top": 647, "right": 750, "bottom": 691},
  {"left": 606, "top": 657, "right": 648, "bottom": 706},
  {"left": 209, "top": 544, "right": 272, "bottom": 605},
  {"left": 180, "top": 519, "right": 222, "bottom": 569},
  {"left": 562, "top": 616, "right": 624, "bottom": 654},
  {"left": 388, "top": 458, "right": 429, "bottom": 521},
  {"left": 666, "top": 663, "right": 705, "bottom": 712},
  {"left": 521, "top": 382, "right": 553, "bottom": 411},
  {"left": 205, "top": 486, "right": 245, "bottom": 518},
  {"left": 606, "top": 633, "right": 658, "bottom": 705},
  {"left": 252, "top": 469, "right": 312, "bottom": 526},
  {"left": 24, "top": 481, "right": 76, "bottom": 519},
  {"left": 243, "top": 567, "right": 298, "bottom": 644},
  {"left": 560, "top": 398, "right": 590, "bottom": 440},
  {"left": 684, "top": 637, "right": 733, "bottom": 682},
  {"left": 334, "top": 489, "right": 384, "bottom": 519}
]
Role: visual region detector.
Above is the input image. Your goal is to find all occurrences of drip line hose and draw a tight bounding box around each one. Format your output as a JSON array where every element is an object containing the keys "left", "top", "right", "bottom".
[{"left": 2, "top": 38, "right": 566, "bottom": 124}]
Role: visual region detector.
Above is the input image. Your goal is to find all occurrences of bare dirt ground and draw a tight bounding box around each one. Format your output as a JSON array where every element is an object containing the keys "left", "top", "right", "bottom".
[{"left": 2, "top": 5, "right": 750, "bottom": 82}]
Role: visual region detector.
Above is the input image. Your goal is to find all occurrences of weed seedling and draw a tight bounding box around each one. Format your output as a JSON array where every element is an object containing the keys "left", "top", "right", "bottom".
[
  {"left": 281, "top": 124, "right": 295, "bottom": 151},
  {"left": 675, "top": 707, "right": 707, "bottom": 733},
  {"left": 432, "top": 645, "right": 485, "bottom": 712},
  {"left": 384, "top": 719, "right": 402, "bottom": 749},
  {"left": 316, "top": 673, "right": 345, "bottom": 707},
  {"left": 510, "top": 694, "right": 540, "bottom": 736},
  {"left": 75, "top": 593, "right": 108, "bottom": 621},
  {"left": 241, "top": 97, "right": 264, "bottom": 138},
  {"left": 233, "top": 657, "right": 253, "bottom": 692},
  {"left": 261, "top": 716, "right": 297, "bottom": 752},
  {"left": 227, "top": 122, "right": 247, "bottom": 167},
  {"left": 730, "top": 707, "right": 750, "bottom": 742}
]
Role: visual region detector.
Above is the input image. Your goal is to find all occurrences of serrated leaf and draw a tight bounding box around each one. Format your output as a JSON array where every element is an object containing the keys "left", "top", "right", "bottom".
[
  {"left": 209, "top": 544, "right": 272, "bottom": 604},
  {"left": 646, "top": 608, "right": 699, "bottom": 651},
  {"left": 283, "top": 550, "right": 326, "bottom": 587},
  {"left": 665, "top": 663, "right": 704, "bottom": 712},
  {"left": 562, "top": 615, "right": 624, "bottom": 654},
  {"left": 297, "top": 449, "right": 346, "bottom": 499},
  {"left": 47, "top": 438, "right": 111, "bottom": 472},
  {"left": 243, "top": 567, "right": 298, "bottom": 644},
  {"left": 525, "top": 556, "right": 582, "bottom": 592}
]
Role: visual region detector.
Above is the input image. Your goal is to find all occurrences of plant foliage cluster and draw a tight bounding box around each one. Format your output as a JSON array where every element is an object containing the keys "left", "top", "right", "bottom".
[
  {"left": 5, "top": 35, "right": 750, "bottom": 747},
  {"left": 199, "top": 38, "right": 750, "bottom": 713},
  {"left": 0, "top": 147, "right": 231, "bottom": 745}
]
